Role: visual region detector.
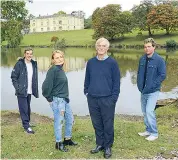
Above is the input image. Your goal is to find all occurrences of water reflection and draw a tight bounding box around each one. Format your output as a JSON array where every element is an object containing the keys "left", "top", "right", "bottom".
[
  {"left": 1, "top": 48, "right": 178, "bottom": 117},
  {"left": 36, "top": 56, "right": 86, "bottom": 72}
]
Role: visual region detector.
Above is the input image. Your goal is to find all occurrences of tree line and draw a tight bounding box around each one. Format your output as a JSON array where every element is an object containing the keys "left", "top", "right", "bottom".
[
  {"left": 85, "top": 0, "right": 178, "bottom": 40},
  {"left": 1, "top": 0, "right": 178, "bottom": 47}
]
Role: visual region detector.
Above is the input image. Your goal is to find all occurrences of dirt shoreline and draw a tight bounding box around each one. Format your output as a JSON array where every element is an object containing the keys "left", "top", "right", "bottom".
[{"left": 1, "top": 110, "right": 143, "bottom": 126}]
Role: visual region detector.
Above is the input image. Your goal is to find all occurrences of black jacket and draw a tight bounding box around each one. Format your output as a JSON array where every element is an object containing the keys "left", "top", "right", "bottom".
[{"left": 11, "top": 58, "right": 39, "bottom": 98}]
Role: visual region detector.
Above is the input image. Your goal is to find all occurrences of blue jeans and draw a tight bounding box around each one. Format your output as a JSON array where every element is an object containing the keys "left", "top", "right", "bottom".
[
  {"left": 50, "top": 97, "right": 74, "bottom": 142},
  {"left": 141, "top": 91, "right": 159, "bottom": 137}
]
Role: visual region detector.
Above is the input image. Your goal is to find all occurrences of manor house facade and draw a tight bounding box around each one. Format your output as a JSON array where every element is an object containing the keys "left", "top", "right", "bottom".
[{"left": 30, "top": 14, "right": 84, "bottom": 33}]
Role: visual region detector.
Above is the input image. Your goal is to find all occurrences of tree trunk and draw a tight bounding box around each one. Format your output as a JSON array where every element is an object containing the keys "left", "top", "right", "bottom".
[
  {"left": 166, "top": 27, "right": 170, "bottom": 35},
  {"left": 148, "top": 27, "right": 152, "bottom": 37}
]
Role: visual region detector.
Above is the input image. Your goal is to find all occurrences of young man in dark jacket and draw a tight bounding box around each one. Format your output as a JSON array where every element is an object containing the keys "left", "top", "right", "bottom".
[
  {"left": 84, "top": 37, "right": 120, "bottom": 159},
  {"left": 137, "top": 38, "right": 166, "bottom": 141},
  {"left": 11, "top": 48, "right": 39, "bottom": 134}
]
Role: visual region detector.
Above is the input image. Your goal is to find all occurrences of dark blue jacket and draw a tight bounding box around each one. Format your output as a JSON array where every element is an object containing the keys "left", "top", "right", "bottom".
[
  {"left": 137, "top": 52, "right": 166, "bottom": 94},
  {"left": 11, "top": 58, "right": 39, "bottom": 98}
]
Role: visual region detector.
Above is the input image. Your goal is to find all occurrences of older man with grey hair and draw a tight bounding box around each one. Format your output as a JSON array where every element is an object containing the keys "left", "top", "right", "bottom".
[{"left": 84, "top": 37, "right": 120, "bottom": 159}]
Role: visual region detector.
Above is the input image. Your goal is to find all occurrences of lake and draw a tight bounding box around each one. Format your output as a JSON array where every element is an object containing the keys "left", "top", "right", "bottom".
[{"left": 1, "top": 47, "right": 178, "bottom": 118}]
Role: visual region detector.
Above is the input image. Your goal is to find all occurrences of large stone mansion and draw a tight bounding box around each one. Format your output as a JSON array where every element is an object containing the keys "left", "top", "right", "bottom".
[{"left": 30, "top": 11, "right": 84, "bottom": 33}]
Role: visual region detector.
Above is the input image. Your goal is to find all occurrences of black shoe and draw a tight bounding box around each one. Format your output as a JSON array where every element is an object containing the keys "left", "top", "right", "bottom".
[
  {"left": 90, "top": 145, "right": 104, "bottom": 154},
  {"left": 63, "top": 138, "right": 78, "bottom": 146},
  {"left": 104, "top": 148, "right": 112, "bottom": 159},
  {"left": 25, "top": 127, "right": 35, "bottom": 134},
  {"left": 55, "top": 142, "right": 68, "bottom": 152}
]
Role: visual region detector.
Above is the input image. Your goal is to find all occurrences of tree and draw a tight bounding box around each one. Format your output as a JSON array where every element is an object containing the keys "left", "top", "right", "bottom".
[
  {"left": 92, "top": 4, "right": 133, "bottom": 40},
  {"left": 28, "top": 14, "right": 35, "bottom": 20},
  {"left": 147, "top": 3, "right": 178, "bottom": 34},
  {"left": 22, "top": 14, "right": 35, "bottom": 35},
  {"left": 54, "top": 10, "right": 66, "bottom": 15},
  {"left": 4, "top": 20, "right": 23, "bottom": 47},
  {"left": 84, "top": 16, "right": 92, "bottom": 29},
  {"left": 51, "top": 36, "right": 59, "bottom": 43},
  {"left": 91, "top": 7, "right": 102, "bottom": 39},
  {"left": 132, "top": 0, "right": 154, "bottom": 36},
  {"left": 118, "top": 11, "right": 134, "bottom": 36},
  {"left": 1, "top": 1, "right": 28, "bottom": 47}
]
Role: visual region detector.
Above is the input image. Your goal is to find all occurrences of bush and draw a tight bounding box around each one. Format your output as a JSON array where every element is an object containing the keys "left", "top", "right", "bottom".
[
  {"left": 136, "top": 32, "right": 143, "bottom": 40},
  {"left": 51, "top": 36, "right": 59, "bottom": 43},
  {"left": 166, "top": 39, "right": 177, "bottom": 48},
  {"left": 54, "top": 38, "right": 66, "bottom": 48}
]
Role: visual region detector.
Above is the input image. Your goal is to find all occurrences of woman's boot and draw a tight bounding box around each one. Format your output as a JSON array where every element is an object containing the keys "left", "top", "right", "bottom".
[{"left": 55, "top": 142, "right": 68, "bottom": 152}]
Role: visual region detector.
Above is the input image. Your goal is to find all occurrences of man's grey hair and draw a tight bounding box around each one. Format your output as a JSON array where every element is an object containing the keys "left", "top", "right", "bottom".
[{"left": 95, "top": 37, "right": 110, "bottom": 48}]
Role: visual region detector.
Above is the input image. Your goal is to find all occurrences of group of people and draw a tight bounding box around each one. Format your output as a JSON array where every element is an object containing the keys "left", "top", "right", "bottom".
[{"left": 11, "top": 37, "right": 166, "bottom": 159}]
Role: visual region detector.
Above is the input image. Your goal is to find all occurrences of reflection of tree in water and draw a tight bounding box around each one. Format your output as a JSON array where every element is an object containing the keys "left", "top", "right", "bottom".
[
  {"left": 1, "top": 48, "right": 23, "bottom": 67},
  {"left": 162, "top": 49, "right": 178, "bottom": 92},
  {"left": 165, "top": 48, "right": 177, "bottom": 63},
  {"left": 162, "top": 58, "right": 178, "bottom": 92},
  {"left": 111, "top": 54, "right": 139, "bottom": 79},
  {"left": 130, "top": 71, "right": 137, "bottom": 85},
  {"left": 1, "top": 49, "right": 8, "bottom": 66}
]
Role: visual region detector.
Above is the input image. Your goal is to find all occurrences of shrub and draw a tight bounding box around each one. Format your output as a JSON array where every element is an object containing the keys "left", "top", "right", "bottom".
[
  {"left": 51, "top": 36, "right": 59, "bottom": 43},
  {"left": 136, "top": 32, "right": 143, "bottom": 40},
  {"left": 166, "top": 39, "right": 177, "bottom": 48},
  {"left": 54, "top": 38, "right": 66, "bottom": 48}
]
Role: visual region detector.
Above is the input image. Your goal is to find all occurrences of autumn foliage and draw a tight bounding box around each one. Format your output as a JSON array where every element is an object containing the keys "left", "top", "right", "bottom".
[{"left": 147, "top": 3, "right": 178, "bottom": 34}]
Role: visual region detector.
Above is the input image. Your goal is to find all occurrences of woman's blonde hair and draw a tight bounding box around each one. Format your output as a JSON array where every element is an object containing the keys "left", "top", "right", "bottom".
[{"left": 49, "top": 50, "right": 67, "bottom": 71}]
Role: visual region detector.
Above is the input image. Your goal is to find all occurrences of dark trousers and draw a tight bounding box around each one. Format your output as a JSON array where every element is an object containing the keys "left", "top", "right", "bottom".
[
  {"left": 87, "top": 95, "right": 116, "bottom": 148},
  {"left": 17, "top": 94, "right": 31, "bottom": 130}
]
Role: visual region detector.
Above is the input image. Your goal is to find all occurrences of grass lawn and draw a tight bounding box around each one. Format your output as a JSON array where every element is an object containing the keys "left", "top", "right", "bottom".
[
  {"left": 112, "top": 29, "right": 178, "bottom": 45},
  {"left": 19, "top": 29, "right": 178, "bottom": 47},
  {"left": 1, "top": 103, "right": 178, "bottom": 159},
  {"left": 21, "top": 29, "right": 95, "bottom": 46}
]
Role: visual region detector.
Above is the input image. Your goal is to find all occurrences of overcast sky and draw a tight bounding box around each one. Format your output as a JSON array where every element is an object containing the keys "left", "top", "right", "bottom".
[{"left": 26, "top": 0, "right": 142, "bottom": 18}]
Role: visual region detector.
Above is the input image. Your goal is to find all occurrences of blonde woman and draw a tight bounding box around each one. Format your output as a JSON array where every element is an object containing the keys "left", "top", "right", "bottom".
[{"left": 42, "top": 50, "right": 77, "bottom": 152}]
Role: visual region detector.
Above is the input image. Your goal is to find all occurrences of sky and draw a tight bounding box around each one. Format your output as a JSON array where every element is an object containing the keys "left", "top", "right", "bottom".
[{"left": 26, "top": 0, "right": 141, "bottom": 18}]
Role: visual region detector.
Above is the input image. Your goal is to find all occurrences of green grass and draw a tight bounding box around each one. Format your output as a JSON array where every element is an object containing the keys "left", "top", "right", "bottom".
[
  {"left": 30, "top": 47, "right": 95, "bottom": 58},
  {"left": 112, "top": 29, "right": 178, "bottom": 45},
  {"left": 1, "top": 103, "right": 178, "bottom": 159},
  {"left": 19, "top": 29, "right": 178, "bottom": 47},
  {"left": 21, "top": 29, "right": 95, "bottom": 46}
]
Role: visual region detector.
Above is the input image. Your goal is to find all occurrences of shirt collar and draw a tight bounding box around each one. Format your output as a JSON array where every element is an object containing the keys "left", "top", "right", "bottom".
[
  {"left": 144, "top": 52, "right": 157, "bottom": 60},
  {"left": 96, "top": 54, "right": 109, "bottom": 61}
]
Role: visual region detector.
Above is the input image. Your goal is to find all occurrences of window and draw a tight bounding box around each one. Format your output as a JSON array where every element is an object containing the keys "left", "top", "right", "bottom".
[
  {"left": 41, "top": 28, "right": 43, "bottom": 31},
  {"left": 53, "top": 21, "right": 56, "bottom": 24},
  {"left": 33, "top": 23, "right": 35, "bottom": 26},
  {"left": 47, "top": 27, "right": 50, "bottom": 31},
  {"left": 59, "top": 20, "right": 62, "bottom": 24},
  {"left": 41, "top": 22, "right": 43, "bottom": 26},
  {"left": 33, "top": 28, "right": 36, "bottom": 32},
  {"left": 54, "top": 27, "right": 56, "bottom": 30}
]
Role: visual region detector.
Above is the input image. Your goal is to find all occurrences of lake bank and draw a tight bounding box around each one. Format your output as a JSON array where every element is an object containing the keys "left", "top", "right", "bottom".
[
  {"left": 2, "top": 29, "right": 177, "bottom": 47},
  {"left": 1, "top": 102, "right": 178, "bottom": 159}
]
